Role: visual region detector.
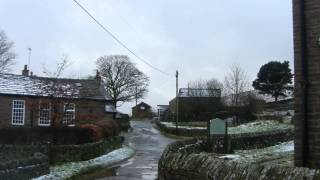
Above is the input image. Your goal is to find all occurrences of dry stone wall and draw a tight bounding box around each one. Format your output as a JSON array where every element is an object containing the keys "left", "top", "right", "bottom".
[
  {"left": 0, "top": 136, "right": 124, "bottom": 179},
  {"left": 158, "top": 139, "right": 320, "bottom": 180},
  {"left": 156, "top": 121, "right": 294, "bottom": 151}
]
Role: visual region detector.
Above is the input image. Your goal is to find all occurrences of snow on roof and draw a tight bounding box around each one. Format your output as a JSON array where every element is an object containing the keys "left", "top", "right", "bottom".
[
  {"left": 133, "top": 102, "right": 151, "bottom": 109},
  {"left": 0, "top": 73, "right": 111, "bottom": 100}
]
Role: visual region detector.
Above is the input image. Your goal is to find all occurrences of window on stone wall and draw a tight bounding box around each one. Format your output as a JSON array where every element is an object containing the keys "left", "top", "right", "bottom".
[
  {"left": 12, "top": 100, "right": 25, "bottom": 125},
  {"left": 39, "top": 102, "right": 51, "bottom": 126},
  {"left": 63, "top": 103, "right": 75, "bottom": 126}
]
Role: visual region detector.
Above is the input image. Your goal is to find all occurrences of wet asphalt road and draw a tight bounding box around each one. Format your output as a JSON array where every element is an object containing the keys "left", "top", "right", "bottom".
[{"left": 86, "top": 120, "right": 176, "bottom": 180}]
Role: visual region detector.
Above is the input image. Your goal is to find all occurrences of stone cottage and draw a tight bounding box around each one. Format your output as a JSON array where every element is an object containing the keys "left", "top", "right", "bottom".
[
  {"left": 132, "top": 102, "right": 153, "bottom": 119},
  {"left": 0, "top": 65, "right": 113, "bottom": 128}
]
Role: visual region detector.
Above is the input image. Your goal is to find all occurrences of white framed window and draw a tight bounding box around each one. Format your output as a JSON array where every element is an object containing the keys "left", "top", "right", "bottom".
[
  {"left": 140, "top": 106, "right": 146, "bottom": 110},
  {"left": 12, "top": 100, "right": 25, "bottom": 125},
  {"left": 63, "top": 103, "right": 75, "bottom": 126},
  {"left": 39, "top": 102, "right": 51, "bottom": 126}
]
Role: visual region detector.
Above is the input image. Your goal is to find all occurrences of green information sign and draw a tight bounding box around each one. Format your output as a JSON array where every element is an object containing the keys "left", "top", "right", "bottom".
[{"left": 210, "top": 118, "right": 226, "bottom": 135}]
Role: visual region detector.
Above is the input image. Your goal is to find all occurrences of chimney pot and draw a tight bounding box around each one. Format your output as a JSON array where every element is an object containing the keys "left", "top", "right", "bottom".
[{"left": 22, "top": 65, "right": 29, "bottom": 76}]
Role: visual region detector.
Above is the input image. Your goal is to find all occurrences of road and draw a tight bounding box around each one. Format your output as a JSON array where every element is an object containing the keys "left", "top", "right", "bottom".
[{"left": 78, "top": 120, "right": 176, "bottom": 180}]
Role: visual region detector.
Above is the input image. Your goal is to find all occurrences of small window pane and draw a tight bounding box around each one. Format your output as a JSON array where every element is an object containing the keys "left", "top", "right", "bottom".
[
  {"left": 12, "top": 100, "right": 25, "bottom": 125},
  {"left": 39, "top": 102, "right": 50, "bottom": 126},
  {"left": 63, "top": 103, "right": 75, "bottom": 125}
]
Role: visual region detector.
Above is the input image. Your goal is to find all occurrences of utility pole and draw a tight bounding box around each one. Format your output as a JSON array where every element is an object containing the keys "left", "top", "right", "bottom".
[
  {"left": 176, "top": 70, "right": 179, "bottom": 134},
  {"left": 135, "top": 86, "right": 138, "bottom": 106}
]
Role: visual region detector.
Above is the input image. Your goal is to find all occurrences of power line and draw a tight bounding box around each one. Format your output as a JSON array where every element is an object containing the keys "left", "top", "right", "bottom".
[
  {"left": 71, "top": 0, "right": 174, "bottom": 77},
  {"left": 107, "top": 2, "right": 148, "bottom": 47}
]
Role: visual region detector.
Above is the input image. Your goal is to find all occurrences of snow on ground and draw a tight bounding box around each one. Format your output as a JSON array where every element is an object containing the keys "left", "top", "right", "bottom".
[
  {"left": 160, "top": 120, "right": 293, "bottom": 134},
  {"left": 33, "top": 146, "right": 134, "bottom": 180},
  {"left": 259, "top": 110, "right": 294, "bottom": 116},
  {"left": 228, "top": 120, "right": 293, "bottom": 134},
  {"left": 219, "top": 141, "right": 294, "bottom": 162},
  {"left": 160, "top": 122, "right": 206, "bottom": 130}
]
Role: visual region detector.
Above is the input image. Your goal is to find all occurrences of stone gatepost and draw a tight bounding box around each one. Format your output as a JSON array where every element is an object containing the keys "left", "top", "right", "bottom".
[{"left": 293, "top": 0, "right": 320, "bottom": 168}]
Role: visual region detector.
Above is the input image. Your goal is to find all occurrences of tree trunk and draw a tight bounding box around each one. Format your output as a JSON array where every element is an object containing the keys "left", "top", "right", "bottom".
[
  {"left": 112, "top": 101, "right": 117, "bottom": 109},
  {"left": 275, "top": 96, "right": 278, "bottom": 103}
]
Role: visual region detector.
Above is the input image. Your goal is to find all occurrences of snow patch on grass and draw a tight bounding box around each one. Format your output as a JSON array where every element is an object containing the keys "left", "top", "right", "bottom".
[
  {"left": 227, "top": 141, "right": 294, "bottom": 163},
  {"left": 33, "top": 146, "right": 134, "bottom": 180},
  {"left": 228, "top": 120, "right": 293, "bottom": 134}
]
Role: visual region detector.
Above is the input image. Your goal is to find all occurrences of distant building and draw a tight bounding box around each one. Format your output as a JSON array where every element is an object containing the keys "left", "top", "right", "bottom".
[
  {"left": 157, "top": 105, "right": 169, "bottom": 121},
  {"left": 0, "top": 65, "right": 113, "bottom": 128},
  {"left": 169, "top": 88, "right": 222, "bottom": 122},
  {"left": 132, "top": 102, "right": 153, "bottom": 119}
]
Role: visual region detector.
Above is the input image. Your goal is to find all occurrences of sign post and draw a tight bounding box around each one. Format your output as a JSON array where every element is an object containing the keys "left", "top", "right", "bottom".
[{"left": 209, "top": 118, "right": 228, "bottom": 153}]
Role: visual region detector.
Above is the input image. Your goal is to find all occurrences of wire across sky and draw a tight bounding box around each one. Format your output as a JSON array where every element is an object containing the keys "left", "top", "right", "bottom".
[{"left": 71, "top": 0, "right": 174, "bottom": 77}]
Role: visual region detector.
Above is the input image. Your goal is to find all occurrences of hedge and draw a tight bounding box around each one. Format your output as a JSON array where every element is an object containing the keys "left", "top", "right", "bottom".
[{"left": 0, "top": 126, "right": 100, "bottom": 145}]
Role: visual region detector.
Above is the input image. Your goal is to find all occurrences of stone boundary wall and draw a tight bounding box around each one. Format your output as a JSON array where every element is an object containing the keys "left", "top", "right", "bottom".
[
  {"left": 156, "top": 121, "right": 294, "bottom": 150},
  {"left": 0, "top": 136, "right": 123, "bottom": 179},
  {"left": 158, "top": 140, "right": 320, "bottom": 180},
  {"left": 49, "top": 136, "right": 123, "bottom": 163},
  {"left": 156, "top": 121, "right": 206, "bottom": 136},
  {"left": 229, "top": 129, "right": 294, "bottom": 150},
  {"left": 0, "top": 153, "right": 49, "bottom": 180}
]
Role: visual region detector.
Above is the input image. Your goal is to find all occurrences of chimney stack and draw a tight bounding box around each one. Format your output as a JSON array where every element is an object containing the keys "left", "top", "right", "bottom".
[
  {"left": 22, "top": 65, "right": 29, "bottom": 76},
  {"left": 95, "top": 70, "right": 101, "bottom": 82}
]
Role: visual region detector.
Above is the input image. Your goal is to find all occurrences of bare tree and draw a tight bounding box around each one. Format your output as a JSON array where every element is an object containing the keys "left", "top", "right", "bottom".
[
  {"left": 224, "top": 64, "right": 250, "bottom": 106},
  {"left": 42, "top": 55, "right": 71, "bottom": 78},
  {"left": 206, "top": 78, "right": 223, "bottom": 96},
  {"left": 187, "top": 78, "right": 222, "bottom": 97},
  {"left": 96, "top": 55, "right": 149, "bottom": 108},
  {"left": 0, "top": 30, "right": 16, "bottom": 73}
]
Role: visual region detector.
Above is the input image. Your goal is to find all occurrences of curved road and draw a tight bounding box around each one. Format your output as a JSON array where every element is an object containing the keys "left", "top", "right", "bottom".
[{"left": 80, "top": 120, "right": 176, "bottom": 180}]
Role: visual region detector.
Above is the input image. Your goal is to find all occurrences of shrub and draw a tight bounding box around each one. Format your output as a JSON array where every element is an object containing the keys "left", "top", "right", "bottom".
[
  {"left": 0, "top": 127, "right": 96, "bottom": 145},
  {"left": 79, "top": 124, "right": 103, "bottom": 142},
  {"left": 94, "top": 119, "right": 120, "bottom": 137}
]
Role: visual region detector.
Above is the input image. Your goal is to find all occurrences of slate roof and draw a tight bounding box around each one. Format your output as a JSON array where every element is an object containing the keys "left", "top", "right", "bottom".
[
  {"left": 0, "top": 73, "right": 110, "bottom": 101},
  {"left": 133, "top": 102, "right": 151, "bottom": 109}
]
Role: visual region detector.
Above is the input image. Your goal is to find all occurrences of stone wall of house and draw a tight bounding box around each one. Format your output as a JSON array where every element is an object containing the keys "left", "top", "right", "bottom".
[
  {"left": 0, "top": 95, "right": 111, "bottom": 128},
  {"left": 293, "top": 0, "right": 320, "bottom": 168},
  {"left": 132, "top": 106, "right": 153, "bottom": 119},
  {"left": 158, "top": 140, "right": 320, "bottom": 180},
  {"left": 169, "top": 97, "right": 223, "bottom": 122}
]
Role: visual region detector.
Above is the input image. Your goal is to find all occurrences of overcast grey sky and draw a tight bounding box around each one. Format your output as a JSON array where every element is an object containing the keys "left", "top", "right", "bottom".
[{"left": 0, "top": 0, "right": 293, "bottom": 113}]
